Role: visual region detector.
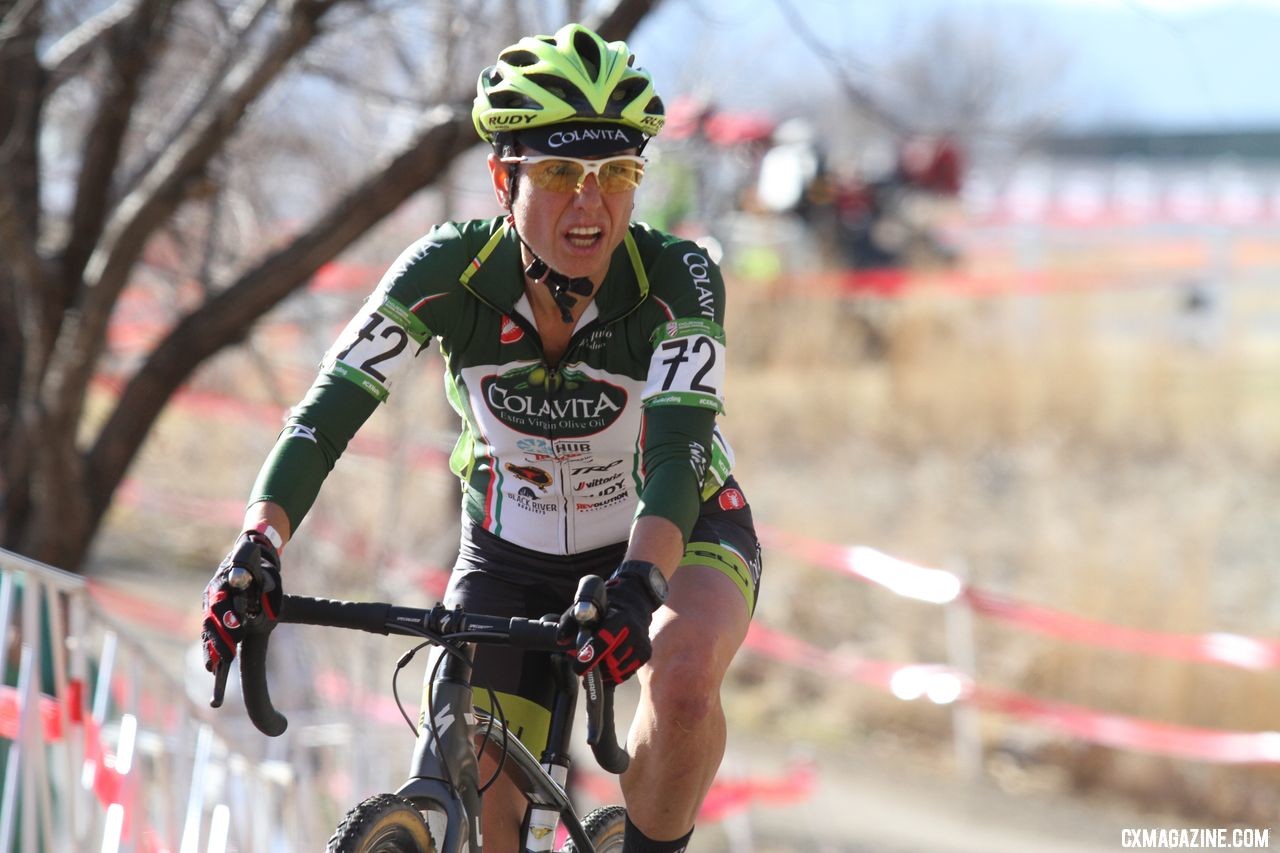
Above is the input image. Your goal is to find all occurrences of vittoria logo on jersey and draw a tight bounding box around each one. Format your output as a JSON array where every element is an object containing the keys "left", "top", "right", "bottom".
[
  {"left": 482, "top": 364, "right": 627, "bottom": 437},
  {"left": 499, "top": 314, "right": 525, "bottom": 344}
]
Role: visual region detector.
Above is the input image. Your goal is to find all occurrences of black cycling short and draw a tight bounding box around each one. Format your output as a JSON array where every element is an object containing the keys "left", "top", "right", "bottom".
[{"left": 438, "top": 477, "right": 762, "bottom": 756}]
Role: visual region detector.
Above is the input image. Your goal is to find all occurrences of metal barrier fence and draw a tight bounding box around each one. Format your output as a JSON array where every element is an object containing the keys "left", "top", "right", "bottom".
[{"left": 0, "top": 547, "right": 364, "bottom": 853}]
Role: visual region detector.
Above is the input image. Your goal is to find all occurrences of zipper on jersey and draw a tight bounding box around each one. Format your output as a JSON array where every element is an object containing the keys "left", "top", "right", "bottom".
[{"left": 534, "top": 359, "right": 574, "bottom": 554}]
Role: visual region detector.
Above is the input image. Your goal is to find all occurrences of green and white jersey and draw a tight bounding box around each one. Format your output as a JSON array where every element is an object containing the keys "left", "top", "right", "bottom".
[{"left": 255, "top": 217, "right": 735, "bottom": 555}]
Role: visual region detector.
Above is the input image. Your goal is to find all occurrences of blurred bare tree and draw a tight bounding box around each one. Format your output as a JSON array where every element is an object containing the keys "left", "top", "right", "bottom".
[
  {"left": 0, "top": 0, "right": 660, "bottom": 571},
  {"left": 770, "top": 2, "right": 1067, "bottom": 160},
  {"left": 878, "top": 11, "right": 1067, "bottom": 147}
]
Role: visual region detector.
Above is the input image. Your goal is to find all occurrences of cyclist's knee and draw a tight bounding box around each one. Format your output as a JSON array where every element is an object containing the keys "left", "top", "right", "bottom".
[{"left": 645, "top": 645, "right": 722, "bottom": 729}]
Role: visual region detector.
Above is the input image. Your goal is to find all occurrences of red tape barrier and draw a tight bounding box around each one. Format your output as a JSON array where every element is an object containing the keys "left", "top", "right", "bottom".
[
  {"left": 744, "top": 624, "right": 1280, "bottom": 765},
  {"left": 0, "top": 686, "right": 63, "bottom": 742},
  {"left": 757, "top": 525, "right": 1280, "bottom": 672}
]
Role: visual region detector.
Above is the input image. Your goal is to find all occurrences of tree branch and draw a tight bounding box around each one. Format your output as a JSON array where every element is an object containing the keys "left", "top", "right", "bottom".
[
  {"left": 0, "top": 0, "right": 51, "bottom": 367},
  {"left": 40, "top": 0, "right": 133, "bottom": 93},
  {"left": 587, "top": 0, "right": 661, "bottom": 42},
  {"left": 60, "top": 0, "right": 177, "bottom": 304},
  {"left": 85, "top": 104, "right": 475, "bottom": 520},
  {"left": 115, "top": 0, "right": 274, "bottom": 201},
  {"left": 0, "top": 0, "right": 39, "bottom": 43},
  {"left": 43, "top": 0, "right": 344, "bottom": 430},
  {"left": 771, "top": 0, "right": 910, "bottom": 136}
]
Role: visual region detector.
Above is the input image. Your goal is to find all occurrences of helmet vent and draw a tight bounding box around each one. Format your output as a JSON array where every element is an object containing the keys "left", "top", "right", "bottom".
[
  {"left": 503, "top": 49, "right": 540, "bottom": 68},
  {"left": 611, "top": 78, "right": 647, "bottom": 104},
  {"left": 572, "top": 29, "right": 602, "bottom": 78},
  {"left": 491, "top": 91, "right": 536, "bottom": 110},
  {"left": 527, "top": 73, "right": 590, "bottom": 110}
]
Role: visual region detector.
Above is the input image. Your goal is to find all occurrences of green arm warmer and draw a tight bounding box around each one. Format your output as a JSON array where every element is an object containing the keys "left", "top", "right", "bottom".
[
  {"left": 634, "top": 404, "right": 717, "bottom": 543},
  {"left": 248, "top": 374, "right": 380, "bottom": 532}
]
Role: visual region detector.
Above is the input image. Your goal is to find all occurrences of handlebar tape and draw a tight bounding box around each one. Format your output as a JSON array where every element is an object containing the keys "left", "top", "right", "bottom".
[
  {"left": 239, "top": 631, "right": 287, "bottom": 737},
  {"left": 584, "top": 672, "right": 630, "bottom": 774},
  {"left": 278, "top": 595, "right": 393, "bottom": 633},
  {"left": 241, "top": 596, "right": 395, "bottom": 737}
]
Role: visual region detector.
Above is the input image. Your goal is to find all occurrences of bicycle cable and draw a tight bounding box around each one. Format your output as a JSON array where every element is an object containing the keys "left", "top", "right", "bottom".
[
  {"left": 387, "top": 624, "right": 519, "bottom": 795},
  {"left": 391, "top": 641, "right": 433, "bottom": 736},
  {"left": 476, "top": 687, "right": 511, "bottom": 795}
]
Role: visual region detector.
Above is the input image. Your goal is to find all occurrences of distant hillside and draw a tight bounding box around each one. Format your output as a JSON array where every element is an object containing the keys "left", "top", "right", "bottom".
[{"left": 1038, "top": 127, "right": 1280, "bottom": 162}]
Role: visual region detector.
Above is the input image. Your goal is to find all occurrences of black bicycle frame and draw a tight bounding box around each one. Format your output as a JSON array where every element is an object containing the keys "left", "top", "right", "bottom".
[
  {"left": 218, "top": 586, "right": 627, "bottom": 853},
  {"left": 398, "top": 646, "right": 597, "bottom": 852}
]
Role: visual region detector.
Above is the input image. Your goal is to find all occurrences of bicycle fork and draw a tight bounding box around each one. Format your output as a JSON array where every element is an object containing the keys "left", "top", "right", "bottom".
[{"left": 399, "top": 646, "right": 485, "bottom": 852}]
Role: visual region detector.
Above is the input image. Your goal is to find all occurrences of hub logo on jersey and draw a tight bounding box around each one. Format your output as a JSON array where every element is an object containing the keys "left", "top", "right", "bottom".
[
  {"left": 505, "top": 462, "right": 552, "bottom": 490},
  {"left": 483, "top": 365, "right": 627, "bottom": 437},
  {"left": 516, "top": 437, "right": 594, "bottom": 461},
  {"left": 499, "top": 314, "right": 525, "bottom": 344}
]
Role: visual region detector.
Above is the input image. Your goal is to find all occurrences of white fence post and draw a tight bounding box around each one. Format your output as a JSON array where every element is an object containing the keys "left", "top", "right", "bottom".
[{"left": 945, "top": 559, "right": 983, "bottom": 782}]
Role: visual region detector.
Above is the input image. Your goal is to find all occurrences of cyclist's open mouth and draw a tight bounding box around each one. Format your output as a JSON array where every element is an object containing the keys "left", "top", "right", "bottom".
[{"left": 565, "top": 226, "right": 604, "bottom": 250}]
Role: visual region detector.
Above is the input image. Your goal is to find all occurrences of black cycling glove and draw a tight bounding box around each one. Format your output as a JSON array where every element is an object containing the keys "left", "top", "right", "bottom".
[
  {"left": 201, "top": 530, "right": 282, "bottom": 674},
  {"left": 569, "top": 564, "right": 664, "bottom": 687}
]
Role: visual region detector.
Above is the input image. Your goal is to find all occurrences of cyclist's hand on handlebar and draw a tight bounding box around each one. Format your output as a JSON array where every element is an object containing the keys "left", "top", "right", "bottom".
[
  {"left": 201, "top": 530, "right": 283, "bottom": 674},
  {"left": 564, "top": 565, "right": 661, "bottom": 687}
]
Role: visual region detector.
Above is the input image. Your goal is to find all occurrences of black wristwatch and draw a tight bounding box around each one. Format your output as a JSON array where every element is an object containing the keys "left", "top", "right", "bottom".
[{"left": 615, "top": 560, "right": 669, "bottom": 609}]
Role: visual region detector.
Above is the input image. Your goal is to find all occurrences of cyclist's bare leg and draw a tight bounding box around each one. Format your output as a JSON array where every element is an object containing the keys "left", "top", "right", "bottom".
[
  {"left": 620, "top": 562, "right": 750, "bottom": 839},
  {"left": 476, "top": 746, "right": 525, "bottom": 853}
]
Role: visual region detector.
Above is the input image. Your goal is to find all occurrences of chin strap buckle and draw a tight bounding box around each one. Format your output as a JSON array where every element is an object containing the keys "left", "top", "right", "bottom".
[{"left": 524, "top": 257, "right": 593, "bottom": 323}]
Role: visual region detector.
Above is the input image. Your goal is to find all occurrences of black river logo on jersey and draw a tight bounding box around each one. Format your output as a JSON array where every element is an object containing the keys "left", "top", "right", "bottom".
[{"left": 482, "top": 364, "right": 627, "bottom": 438}]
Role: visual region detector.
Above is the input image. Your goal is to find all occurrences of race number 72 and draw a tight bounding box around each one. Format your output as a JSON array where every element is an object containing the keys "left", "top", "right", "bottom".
[
  {"left": 335, "top": 314, "right": 407, "bottom": 383},
  {"left": 658, "top": 336, "right": 718, "bottom": 393}
]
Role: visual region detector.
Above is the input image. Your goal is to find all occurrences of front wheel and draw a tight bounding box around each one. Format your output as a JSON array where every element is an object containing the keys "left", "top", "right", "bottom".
[
  {"left": 328, "top": 793, "right": 437, "bottom": 853},
  {"left": 559, "top": 804, "right": 626, "bottom": 853}
]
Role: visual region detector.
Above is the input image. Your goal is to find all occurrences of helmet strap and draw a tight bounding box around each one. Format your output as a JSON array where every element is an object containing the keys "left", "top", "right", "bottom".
[{"left": 509, "top": 221, "right": 593, "bottom": 324}]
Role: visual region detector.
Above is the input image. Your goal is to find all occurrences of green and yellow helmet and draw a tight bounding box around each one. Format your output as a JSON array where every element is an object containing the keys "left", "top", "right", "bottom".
[{"left": 473, "top": 23, "right": 665, "bottom": 150}]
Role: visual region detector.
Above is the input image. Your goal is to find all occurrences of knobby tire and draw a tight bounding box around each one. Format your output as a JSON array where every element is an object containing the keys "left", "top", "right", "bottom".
[
  {"left": 327, "top": 793, "right": 437, "bottom": 853},
  {"left": 559, "top": 804, "right": 627, "bottom": 853}
]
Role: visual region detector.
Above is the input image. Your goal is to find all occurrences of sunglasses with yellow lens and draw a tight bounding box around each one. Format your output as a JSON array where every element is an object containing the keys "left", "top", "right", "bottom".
[{"left": 501, "top": 154, "right": 647, "bottom": 194}]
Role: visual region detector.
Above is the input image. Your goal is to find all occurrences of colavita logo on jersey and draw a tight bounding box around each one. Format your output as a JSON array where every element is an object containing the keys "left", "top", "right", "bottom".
[{"left": 482, "top": 365, "right": 627, "bottom": 437}]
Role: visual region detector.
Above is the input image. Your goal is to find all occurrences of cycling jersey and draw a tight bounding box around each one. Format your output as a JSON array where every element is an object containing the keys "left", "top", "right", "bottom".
[{"left": 249, "top": 217, "right": 736, "bottom": 555}]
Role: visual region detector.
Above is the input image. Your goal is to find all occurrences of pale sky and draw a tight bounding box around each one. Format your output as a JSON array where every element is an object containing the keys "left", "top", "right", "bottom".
[{"left": 627, "top": 0, "right": 1280, "bottom": 131}]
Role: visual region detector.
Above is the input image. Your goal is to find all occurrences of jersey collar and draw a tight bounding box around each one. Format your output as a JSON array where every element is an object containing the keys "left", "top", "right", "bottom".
[{"left": 458, "top": 218, "right": 650, "bottom": 324}]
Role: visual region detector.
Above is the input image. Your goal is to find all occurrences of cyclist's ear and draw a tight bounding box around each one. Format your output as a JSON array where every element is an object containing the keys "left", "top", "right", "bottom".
[{"left": 487, "top": 153, "right": 512, "bottom": 209}]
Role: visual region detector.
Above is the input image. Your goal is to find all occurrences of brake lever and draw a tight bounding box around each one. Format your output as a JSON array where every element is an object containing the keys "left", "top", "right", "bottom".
[
  {"left": 210, "top": 659, "right": 230, "bottom": 708},
  {"left": 571, "top": 575, "right": 608, "bottom": 647},
  {"left": 209, "top": 564, "right": 255, "bottom": 709}
]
